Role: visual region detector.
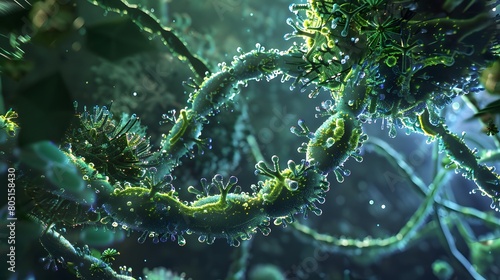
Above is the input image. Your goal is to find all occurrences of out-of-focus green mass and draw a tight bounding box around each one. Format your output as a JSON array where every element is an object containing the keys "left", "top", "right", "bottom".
[{"left": 1, "top": 0, "right": 500, "bottom": 279}]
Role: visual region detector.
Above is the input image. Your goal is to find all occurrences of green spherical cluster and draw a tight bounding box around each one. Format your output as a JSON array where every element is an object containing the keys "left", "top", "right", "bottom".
[{"left": 0, "top": 109, "right": 18, "bottom": 143}]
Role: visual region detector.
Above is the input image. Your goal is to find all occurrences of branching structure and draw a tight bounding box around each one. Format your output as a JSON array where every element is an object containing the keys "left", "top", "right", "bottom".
[{"left": 1, "top": 0, "right": 500, "bottom": 279}]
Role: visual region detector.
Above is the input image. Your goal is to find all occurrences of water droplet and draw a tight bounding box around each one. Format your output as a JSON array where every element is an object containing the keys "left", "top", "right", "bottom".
[
  {"left": 326, "top": 137, "right": 335, "bottom": 148},
  {"left": 260, "top": 227, "right": 271, "bottom": 236},
  {"left": 490, "top": 201, "right": 497, "bottom": 210},
  {"left": 334, "top": 169, "right": 344, "bottom": 183},
  {"left": 388, "top": 124, "right": 397, "bottom": 138},
  {"left": 177, "top": 235, "right": 186, "bottom": 246},
  {"left": 137, "top": 231, "right": 148, "bottom": 244},
  {"left": 198, "top": 235, "right": 207, "bottom": 243},
  {"left": 286, "top": 179, "right": 299, "bottom": 191},
  {"left": 312, "top": 207, "right": 322, "bottom": 216}
]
